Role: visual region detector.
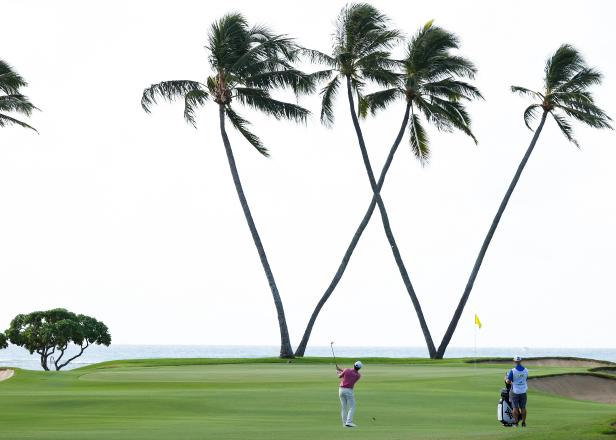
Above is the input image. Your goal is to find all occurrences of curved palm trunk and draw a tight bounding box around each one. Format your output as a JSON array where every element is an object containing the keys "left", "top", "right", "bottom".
[
  {"left": 343, "top": 76, "right": 436, "bottom": 358},
  {"left": 436, "top": 111, "right": 548, "bottom": 359},
  {"left": 294, "top": 101, "right": 412, "bottom": 357},
  {"left": 218, "top": 105, "right": 294, "bottom": 358}
]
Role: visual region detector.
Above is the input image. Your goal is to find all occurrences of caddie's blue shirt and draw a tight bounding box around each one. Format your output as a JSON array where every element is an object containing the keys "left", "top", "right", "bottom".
[{"left": 508, "top": 365, "right": 529, "bottom": 394}]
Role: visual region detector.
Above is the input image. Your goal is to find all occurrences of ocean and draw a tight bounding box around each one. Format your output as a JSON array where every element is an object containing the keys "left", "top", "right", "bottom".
[{"left": 1, "top": 345, "right": 615, "bottom": 371}]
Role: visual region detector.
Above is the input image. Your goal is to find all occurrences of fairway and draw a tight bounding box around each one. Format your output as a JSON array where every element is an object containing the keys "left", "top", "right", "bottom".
[{"left": 0, "top": 359, "right": 614, "bottom": 439}]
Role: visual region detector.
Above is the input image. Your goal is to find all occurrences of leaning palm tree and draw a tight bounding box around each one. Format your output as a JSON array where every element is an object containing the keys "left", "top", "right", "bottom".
[
  {"left": 295, "top": 18, "right": 481, "bottom": 357},
  {"left": 295, "top": 3, "right": 419, "bottom": 357},
  {"left": 141, "top": 13, "right": 313, "bottom": 358},
  {"left": 0, "top": 60, "right": 38, "bottom": 132},
  {"left": 436, "top": 44, "right": 612, "bottom": 359}
]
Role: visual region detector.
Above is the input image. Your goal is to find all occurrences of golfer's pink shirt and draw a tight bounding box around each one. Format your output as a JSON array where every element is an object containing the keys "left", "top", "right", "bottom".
[{"left": 339, "top": 368, "right": 361, "bottom": 389}]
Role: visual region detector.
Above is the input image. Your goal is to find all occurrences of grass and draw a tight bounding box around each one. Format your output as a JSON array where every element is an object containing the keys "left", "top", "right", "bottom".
[{"left": 0, "top": 358, "right": 614, "bottom": 439}]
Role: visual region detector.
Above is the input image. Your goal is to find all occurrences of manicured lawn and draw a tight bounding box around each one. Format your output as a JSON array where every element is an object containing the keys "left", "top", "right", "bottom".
[{"left": 0, "top": 358, "right": 614, "bottom": 439}]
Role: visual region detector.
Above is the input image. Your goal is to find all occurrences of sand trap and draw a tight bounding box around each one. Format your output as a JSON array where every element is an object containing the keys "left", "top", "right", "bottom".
[
  {"left": 530, "top": 374, "right": 616, "bottom": 404},
  {"left": 0, "top": 369, "right": 14, "bottom": 382},
  {"left": 474, "top": 357, "right": 613, "bottom": 368}
]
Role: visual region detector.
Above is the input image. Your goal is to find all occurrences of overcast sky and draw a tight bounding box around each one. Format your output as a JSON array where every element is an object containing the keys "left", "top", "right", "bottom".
[{"left": 1, "top": 0, "right": 615, "bottom": 353}]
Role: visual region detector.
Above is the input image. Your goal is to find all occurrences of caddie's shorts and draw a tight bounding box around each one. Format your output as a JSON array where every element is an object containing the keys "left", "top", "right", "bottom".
[{"left": 511, "top": 392, "right": 527, "bottom": 409}]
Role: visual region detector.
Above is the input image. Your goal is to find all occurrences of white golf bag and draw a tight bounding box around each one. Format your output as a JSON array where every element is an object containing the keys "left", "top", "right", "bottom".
[{"left": 497, "top": 385, "right": 515, "bottom": 426}]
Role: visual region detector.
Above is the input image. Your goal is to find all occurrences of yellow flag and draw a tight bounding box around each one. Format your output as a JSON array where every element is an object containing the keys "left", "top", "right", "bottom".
[{"left": 474, "top": 314, "right": 482, "bottom": 329}]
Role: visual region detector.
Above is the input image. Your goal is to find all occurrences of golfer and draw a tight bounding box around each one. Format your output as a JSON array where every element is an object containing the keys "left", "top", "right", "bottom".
[
  {"left": 506, "top": 355, "right": 529, "bottom": 427},
  {"left": 336, "top": 360, "right": 362, "bottom": 428}
]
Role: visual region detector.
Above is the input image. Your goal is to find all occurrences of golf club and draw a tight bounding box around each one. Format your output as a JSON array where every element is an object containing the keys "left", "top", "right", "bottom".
[{"left": 330, "top": 341, "right": 338, "bottom": 368}]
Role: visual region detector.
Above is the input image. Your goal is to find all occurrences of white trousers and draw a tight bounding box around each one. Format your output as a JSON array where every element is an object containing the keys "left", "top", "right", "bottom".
[{"left": 339, "top": 387, "right": 356, "bottom": 425}]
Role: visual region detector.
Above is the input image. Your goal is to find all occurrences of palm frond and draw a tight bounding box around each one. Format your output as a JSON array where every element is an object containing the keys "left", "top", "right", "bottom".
[
  {"left": 413, "top": 97, "right": 453, "bottom": 132},
  {"left": 364, "top": 88, "right": 401, "bottom": 115},
  {"left": 0, "top": 113, "right": 38, "bottom": 132},
  {"left": 235, "top": 87, "right": 309, "bottom": 123},
  {"left": 441, "top": 99, "right": 477, "bottom": 143},
  {"left": 224, "top": 106, "right": 268, "bottom": 156},
  {"left": 555, "top": 67, "right": 602, "bottom": 93},
  {"left": 409, "top": 111, "right": 430, "bottom": 165},
  {"left": 425, "top": 55, "right": 477, "bottom": 81},
  {"left": 233, "top": 34, "right": 300, "bottom": 74},
  {"left": 510, "top": 85, "right": 544, "bottom": 100},
  {"left": 551, "top": 111, "right": 579, "bottom": 147},
  {"left": 141, "top": 80, "right": 204, "bottom": 112},
  {"left": 183, "top": 89, "right": 209, "bottom": 127},
  {"left": 334, "top": 3, "right": 400, "bottom": 71},
  {"left": 544, "top": 44, "right": 585, "bottom": 91},
  {"left": 207, "top": 13, "right": 251, "bottom": 71},
  {"left": 422, "top": 79, "right": 483, "bottom": 101},
  {"left": 341, "top": 4, "right": 400, "bottom": 54},
  {"left": 0, "top": 94, "right": 38, "bottom": 115},
  {"left": 360, "top": 67, "right": 400, "bottom": 87},
  {"left": 320, "top": 75, "right": 341, "bottom": 126},
  {"left": 523, "top": 104, "right": 542, "bottom": 131},
  {"left": 358, "top": 95, "right": 369, "bottom": 119},
  {"left": 406, "top": 22, "right": 461, "bottom": 75},
  {"left": 0, "top": 60, "right": 28, "bottom": 94},
  {"left": 307, "top": 69, "right": 335, "bottom": 86},
  {"left": 244, "top": 69, "right": 314, "bottom": 95},
  {"left": 554, "top": 103, "right": 613, "bottom": 129},
  {"left": 300, "top": 48, "right": 337, "bottom": 67},
  {"left": 421, "top": 96, "right": 477, "bottom": 143}
]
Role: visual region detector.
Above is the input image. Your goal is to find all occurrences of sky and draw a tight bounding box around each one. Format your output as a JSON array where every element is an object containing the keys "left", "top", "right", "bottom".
[{"left": 1, "top": 0, "right": 615, "bottom": 354}]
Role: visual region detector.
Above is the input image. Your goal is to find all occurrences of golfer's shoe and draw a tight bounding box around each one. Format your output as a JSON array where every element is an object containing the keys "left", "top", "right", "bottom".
[{"left": 345, "top": 423, "right": 357, "bottom": 428}]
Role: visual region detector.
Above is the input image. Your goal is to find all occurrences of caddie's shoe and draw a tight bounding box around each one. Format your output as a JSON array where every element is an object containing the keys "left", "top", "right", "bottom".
[{"left": 345, "top": 423, "right": 357, "bottom": 428}]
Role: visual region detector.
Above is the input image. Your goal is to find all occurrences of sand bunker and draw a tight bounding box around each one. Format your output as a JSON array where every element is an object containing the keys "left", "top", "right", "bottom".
[
  {"left": 474, "top": 357, "right": 612, "bottom": 368},
  {"left": 0, "top": 369, "right": 14, "bottom": 382},
  {"left": 530, "top": 374, "right": 616, "bottom": 404}
]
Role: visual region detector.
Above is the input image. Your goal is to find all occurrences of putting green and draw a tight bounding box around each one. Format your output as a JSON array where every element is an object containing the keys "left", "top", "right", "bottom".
[{"left": 0, "top": 358, "right": 614, "bottom": 439}]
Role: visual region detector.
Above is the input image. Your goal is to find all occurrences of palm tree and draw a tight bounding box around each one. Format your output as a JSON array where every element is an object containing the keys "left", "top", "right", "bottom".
[
  {"left": 141, "top": 13, "right": 314, "bottom": 358},
  {"left": 0, "top": 60, "right": 38, "bottom": 132},
  {"left": 436, "top": 44, "right": 612, "bottom": 359},
  {"left": 295, "top": 17, "right": 481, "bottom": 357}
]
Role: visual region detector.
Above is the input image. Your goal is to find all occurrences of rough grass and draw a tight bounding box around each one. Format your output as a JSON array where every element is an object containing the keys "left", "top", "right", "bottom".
[{"left": 0, "top": 358, "right": 614, "bottom": 440}]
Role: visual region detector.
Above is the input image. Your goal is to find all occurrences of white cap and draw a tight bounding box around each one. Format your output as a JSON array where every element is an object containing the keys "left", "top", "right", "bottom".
[
  {"left": 513, "top": 355, "right": 522, "bottom": 362},
  {"left": 354, "top": 361, "right": 363, "bottom": 369}
]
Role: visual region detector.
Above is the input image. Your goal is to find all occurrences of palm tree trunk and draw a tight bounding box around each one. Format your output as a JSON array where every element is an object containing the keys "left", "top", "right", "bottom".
[
  {"left": 343, "top": 76, "right": 436, "bottom": 358},
  {"left": 294, "top": 100, "right": 412, "bottom": 357},
  {"left": 435, "top": 111, "right": 549, "bottom": 359},
  {"left": 218, "top": 104, "right": 294, "bottom": 358}
]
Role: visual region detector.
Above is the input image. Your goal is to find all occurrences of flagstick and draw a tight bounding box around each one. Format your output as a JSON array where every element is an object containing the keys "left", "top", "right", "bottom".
[{"left": 474, "top": 320, "right": 477, "bottom": 369}]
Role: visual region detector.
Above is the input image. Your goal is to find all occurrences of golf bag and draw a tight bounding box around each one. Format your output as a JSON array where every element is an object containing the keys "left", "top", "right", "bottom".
[{"left": 497, "top": 382, "right": 515, "bottom": 426}]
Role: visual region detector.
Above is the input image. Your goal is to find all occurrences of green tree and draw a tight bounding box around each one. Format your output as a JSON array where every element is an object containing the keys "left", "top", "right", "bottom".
[
  {"left": 0, "top": 332, "right": 7, "bottom": 349},
  {"left": 296, "top": 18, "right": 481, "bottom": 358},
  {"left": 437, "top": 44, "right": 612, "bottom": 359},
  {"left": 141, "top": 13, "right": 313, "bottom": 358},
  {"left": 5, "top": 308, "right": 111, "bottom": 370},
  {"left": 0, "top": 59, "right": 38, "bottom": 131}
]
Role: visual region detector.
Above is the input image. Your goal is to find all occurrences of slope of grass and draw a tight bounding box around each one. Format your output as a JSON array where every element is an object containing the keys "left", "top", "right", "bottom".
[{"left": 0, "top": 358, "right": 614, "bottom": 440}]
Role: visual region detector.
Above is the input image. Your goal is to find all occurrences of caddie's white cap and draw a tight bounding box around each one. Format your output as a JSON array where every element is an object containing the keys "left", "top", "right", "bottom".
[
  {"left": 354, "top": 360, "right": 363, "bottom": 369},
  {"left": 513, "top": 355, "right": 522, "bottom": 362}
]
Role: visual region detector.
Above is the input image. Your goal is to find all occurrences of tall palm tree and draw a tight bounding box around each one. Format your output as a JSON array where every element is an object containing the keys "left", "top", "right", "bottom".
[
  {"left": 0, "top": 60, "right": 38, "bottom": 132},
  {"left": 294, "top": 3, "right": 413, "bottom": 357},
  {"left": 437, "top": 44, "right": 612, "bottom": 359},
  {"left": 295, "top": 18, "right": 481, "bottom": 357},
  {"left": 141, "top": 13, "right": 313, "bottom": 358}
]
